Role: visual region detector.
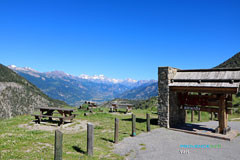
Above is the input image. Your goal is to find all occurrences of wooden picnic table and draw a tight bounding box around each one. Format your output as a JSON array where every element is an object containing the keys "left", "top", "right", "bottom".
[
  {"left": 32, "top": 107, "right": 77, "bottom": 126},
  {"left": 110, "top": 104, "right": 133, "bottom": 113}
]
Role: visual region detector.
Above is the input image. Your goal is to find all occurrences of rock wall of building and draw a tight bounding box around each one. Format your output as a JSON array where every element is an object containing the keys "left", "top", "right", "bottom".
[
  {"left": 158, "top": 67, "right": 185, "bottom": 128},
  {"left": 169, "top": 91, "right": 185, "bottom": 127}
]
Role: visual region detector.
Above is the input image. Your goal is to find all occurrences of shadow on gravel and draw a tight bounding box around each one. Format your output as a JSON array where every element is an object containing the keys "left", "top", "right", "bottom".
[
  {"left": 72, "top": 146, "right": 86, "bottom": 154},
  {"left": 33, "top": 119, "right": 71, "bottom": 125},
  {"left": 121, "top": 118, "right": 159, "bottom": 126},
  {"left": 173, "top": 123, "right": 215, "bottom": 132}
]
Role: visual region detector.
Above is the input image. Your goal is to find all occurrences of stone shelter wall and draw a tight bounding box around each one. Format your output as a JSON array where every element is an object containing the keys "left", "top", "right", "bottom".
[{"left": 158, "top": 67, "right": 185, "bottom": 128}]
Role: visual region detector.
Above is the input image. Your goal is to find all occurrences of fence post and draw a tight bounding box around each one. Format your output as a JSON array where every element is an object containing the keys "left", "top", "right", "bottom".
[
  {"left": 146, "top": 113, "right": 150, "bottom": 132},
  {"left": 114, "top": 118, "right": 119, "bottom": 143},
  {"left": 198, "top": 111, "right": 201, "bottom": 121},
  {"left": 132, "top": 114, "right": 136, "bottom": 137},
  {"left": 191, "top": 110, "right": 194, "bottom": 122},
  {"left": 87, "top": 123, "right": 94, "bottom": 156},
  {"left": 54, "top": 130, "right": 63, "bottom": 160},
  {"left": 185, "top": 110, "right": 188, "bottom": 122},
  {"left": 211, "top": 112, "right": 213, "bottom": 120}
]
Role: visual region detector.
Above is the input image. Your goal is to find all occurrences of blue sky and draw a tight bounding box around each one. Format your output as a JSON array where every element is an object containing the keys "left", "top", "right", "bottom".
[{"left": 0, "top": 0, "right": 239, "bottom": 80}]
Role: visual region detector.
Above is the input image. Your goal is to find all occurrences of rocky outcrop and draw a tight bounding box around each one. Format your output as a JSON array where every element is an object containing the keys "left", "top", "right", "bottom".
[{"left": 0, "top": 82, "right": 53, "bottom": 119}]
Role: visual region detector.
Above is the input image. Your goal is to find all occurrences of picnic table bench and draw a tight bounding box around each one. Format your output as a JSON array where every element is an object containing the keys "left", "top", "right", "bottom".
[
  {"left": 32, "top": 107, "right": 77, "bottom": 126},
  {"left": 110, "top": 104, "right": 133, "bottom": 113}
]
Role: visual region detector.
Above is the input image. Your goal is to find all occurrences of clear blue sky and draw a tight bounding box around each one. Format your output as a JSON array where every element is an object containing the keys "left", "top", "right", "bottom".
[{"left": 0, "top": 0, "right": 239, "bottom": 80}]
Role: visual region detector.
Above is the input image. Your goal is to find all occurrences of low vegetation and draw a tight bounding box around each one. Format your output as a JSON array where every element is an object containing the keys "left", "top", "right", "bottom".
[
  {"left": 0, "top": 108, "right": 159, "bottom": 160},
  {"left": 215, "top": 52, "right": 240, "bottom": 68}
]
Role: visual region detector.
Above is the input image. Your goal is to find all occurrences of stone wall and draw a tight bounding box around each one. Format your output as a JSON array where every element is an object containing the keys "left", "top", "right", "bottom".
[{"left": 158, "top": 67, "right": 185, "bottom": 128}]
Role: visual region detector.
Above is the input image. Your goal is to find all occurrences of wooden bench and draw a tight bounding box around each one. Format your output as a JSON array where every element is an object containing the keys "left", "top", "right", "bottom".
[
  {"left": 32, "top": 107, "right": 78, "bottom": 126},
  {"left": 110, "top": 104, "right": 133, "bottom": 113},
  {"left": 31, "top": 113, "right": 78, "bottom": 126}
]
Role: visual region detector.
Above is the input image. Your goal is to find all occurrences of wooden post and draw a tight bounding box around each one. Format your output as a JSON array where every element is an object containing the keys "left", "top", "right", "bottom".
[
  {"left": 114, "top": 118, "right": 119, "bottom": 144},
  {"left": 87, "top": 123, "right": 94, "bottom": 156},
  {"left": 191, "top": 110, "right": 194, "bottom": 122},
  {"left": 54, "top": 130, "right": 63, "bottom": 160},
  {"left": 219, "top": 95, "right": 227, "bottom": 134},
  {"left": 146, "top": 113, "right": 150, "bottom": 132},
  {"left": 198, "top": 111, "right": 201, "bottom": 121},
  {"left": 185, "top": 110, "right": 187, "bottom": 122},
  {"left": 132, "top": 114, "right": 136, "bottom": 137},
  {"left": 211, "top": 112, "right": 213, "bottom": 120},
  {"left": 198, "top": 93, "right": 201, "bottom": 121}
]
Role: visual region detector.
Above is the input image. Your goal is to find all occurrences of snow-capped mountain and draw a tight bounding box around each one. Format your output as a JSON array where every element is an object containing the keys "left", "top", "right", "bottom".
[
  {"left": 8, "top": 65, "right": 39, "bottom": 73},
  {"left": 8, "top": 65, "right": 152, "bottom": 87},
  {"left": 8, "top": 65, "right": 157, "bottom": 106},
  {"left": 78, "top": 74, "right": 138, "bottom": 85}
]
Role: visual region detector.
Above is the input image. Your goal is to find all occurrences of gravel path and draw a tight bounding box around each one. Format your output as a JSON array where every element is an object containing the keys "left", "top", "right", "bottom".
[{"left": 114, "top": 121, "right": 240, "bottom": 160}]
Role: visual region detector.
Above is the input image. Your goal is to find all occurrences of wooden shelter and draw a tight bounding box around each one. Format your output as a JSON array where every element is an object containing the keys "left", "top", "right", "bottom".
[{"left": 158, "top": 67, "right": 240, "bottom": 135}]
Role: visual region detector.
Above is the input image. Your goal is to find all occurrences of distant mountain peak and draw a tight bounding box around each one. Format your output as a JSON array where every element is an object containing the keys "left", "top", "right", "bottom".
[
  {"left": 125, "top": 78, "right": 137, "bottom": 83},
  {"left": 8, "top": 65, "right": 39, "bottom": 73},
  {"left": 9, "top": 65, "right": 16, "bottom": 68},
  {"left": 79, "top": 74, "right": 106, "bottom": 80},
  {"left": 78, "top": 74, "right": 138, "bottom": 84},
  {"left": 46, "top": 70, "right": 70, "bottom": 77}
]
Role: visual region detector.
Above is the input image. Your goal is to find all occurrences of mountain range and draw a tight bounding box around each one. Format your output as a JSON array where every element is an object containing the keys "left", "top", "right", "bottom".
[
  {"left": 8, "top": 65, "right": 157, "bottom": 106},
  {"left": 6, "top": 51, "right": 240, "bottom": 107},
  {"left": 0, "top": 64, "right": 66, "bottom": 119}
]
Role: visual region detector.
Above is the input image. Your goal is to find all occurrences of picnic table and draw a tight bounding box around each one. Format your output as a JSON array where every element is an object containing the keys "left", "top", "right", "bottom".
[
  {"left": 32, "top": 107, "right": 77, "bottom": 126},
  {"left": 110, "top": 104, "right": 133, "bottom": 113}
]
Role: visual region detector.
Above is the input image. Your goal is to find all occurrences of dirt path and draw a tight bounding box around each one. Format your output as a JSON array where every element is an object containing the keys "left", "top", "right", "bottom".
[{"left": 19, "top": 119, "right": 89, "bottom": 134}]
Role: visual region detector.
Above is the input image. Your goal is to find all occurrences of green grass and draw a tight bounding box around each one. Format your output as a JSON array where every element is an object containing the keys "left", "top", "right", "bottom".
[
  {"left": 185, "top": 110, "right": 240, "bottom": 123},
  {"left": 1, "top": 107, "right": 239, "bottom": 159},
  {"left": 186, "top": 111, "right": 213, "bottom": 123},
  {"left": 0, "top": 108, "right": 158, "bottom": 160}
]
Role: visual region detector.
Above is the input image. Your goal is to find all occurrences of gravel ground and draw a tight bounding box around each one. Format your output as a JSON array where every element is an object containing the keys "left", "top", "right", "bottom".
[
  {"left": 18, "top": 120, "right": 88, "bottom": 134},
  {"left": 114, "top": 121, "right": 240, "bottom": 160}
]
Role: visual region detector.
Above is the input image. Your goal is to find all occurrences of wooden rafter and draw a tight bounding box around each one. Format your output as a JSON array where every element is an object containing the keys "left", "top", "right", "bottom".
[{"left": 170, "top": 86, "right": 238, "bottom": 94}]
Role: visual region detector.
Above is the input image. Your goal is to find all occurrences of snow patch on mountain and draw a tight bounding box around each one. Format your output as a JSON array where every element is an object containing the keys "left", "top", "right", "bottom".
[
  {"left": 79, "top": 74, "right": 138, "bottom": 84},
  {"left": 8, "top": 65, "right": 155, "bottom": 86},
  {"left": 8, "top": 65, "right": 39, "bottom": 73}
]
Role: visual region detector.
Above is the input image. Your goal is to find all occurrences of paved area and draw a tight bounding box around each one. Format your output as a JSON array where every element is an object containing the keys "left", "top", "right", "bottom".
[{"left": 114, "top": 121, "right": 240, "bottom": 160}]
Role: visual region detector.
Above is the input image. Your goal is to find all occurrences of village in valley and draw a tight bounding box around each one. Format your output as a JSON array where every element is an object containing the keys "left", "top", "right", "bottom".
[{"left": 0, "top": 1, "right": 240, "bottom": 160}]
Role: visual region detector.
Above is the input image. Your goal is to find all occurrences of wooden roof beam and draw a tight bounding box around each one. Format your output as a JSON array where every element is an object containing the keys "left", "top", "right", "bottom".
[{"left": 170, "top": 86, "right": 238, "bottom": 94}]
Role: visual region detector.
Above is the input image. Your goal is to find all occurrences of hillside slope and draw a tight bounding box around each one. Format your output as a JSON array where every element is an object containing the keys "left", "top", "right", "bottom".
[
  {"left": 101, "top": 96, "right": 158, "bottom": 111},
  {"left": 118, "top": 82, "right": 158, "bottom": 100},
  {"left": 215, "top": 52, "right": 240, "bottom": 68},
  {"left": 0, "top": 64, "right": 66, "bottom": 119}
]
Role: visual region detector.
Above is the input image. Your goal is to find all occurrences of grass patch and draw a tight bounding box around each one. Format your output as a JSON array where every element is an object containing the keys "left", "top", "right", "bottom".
[
  {"left": 185, "top": 111, "right": 213, "bottom": 123},
  {"left": 185, "top": 111, "right": 240, "bottom": 123},
  {"left": 139, "top": 143, "right": 146, "bottom": 150},
  {"left": 0, "top": 108, "right": 159, "bottom": 160},
  {"left": 140, "top": 147, "right": 146, "bottom": 150},
  {"left": 124, "top": 149, "right": 134, "bottom": 157}
]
